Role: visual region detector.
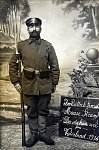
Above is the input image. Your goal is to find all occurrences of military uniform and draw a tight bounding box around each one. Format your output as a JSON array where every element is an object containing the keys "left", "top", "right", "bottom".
[
  {"left": 9, "top": 38, "right": 59, "bottom": 95},
  {"left": 9, "top": 17, "right": 60, "bottom": 147}
]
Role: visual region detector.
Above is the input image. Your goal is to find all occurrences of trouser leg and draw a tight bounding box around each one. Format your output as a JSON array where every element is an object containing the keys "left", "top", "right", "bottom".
[
  {"left": 23, "top": 94, "right": 54, "bottom": 146},
  {"left": 38, "top": 94, "right": 51, "bottom": 133},
  {"left": 23, "top": 94, "right": 51, "bottom": 133},
  {"left": 27, "top": 106, "right": 38, "bottom": 135},
  {"left": 38, "top": 115, "right": 47, "bottom": 133},
  {"left": 23, "top": 95, "right": 39, "bottom": 147},
  {"left": 23, "top": 94, "right": 38, "bottom": 135},
  {"left": 38, "top": 94, "right": 54, "bottom": 145}
]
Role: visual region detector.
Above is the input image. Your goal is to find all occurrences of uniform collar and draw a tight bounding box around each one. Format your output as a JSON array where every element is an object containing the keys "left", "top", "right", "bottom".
[{"left": 29, "top": 37, "right": 41, "bottom": 45}]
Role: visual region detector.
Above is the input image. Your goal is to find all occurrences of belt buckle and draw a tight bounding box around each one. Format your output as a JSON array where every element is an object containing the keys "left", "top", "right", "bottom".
[{"left": 35, "top": 70, "right": 40, "bottom": 75}]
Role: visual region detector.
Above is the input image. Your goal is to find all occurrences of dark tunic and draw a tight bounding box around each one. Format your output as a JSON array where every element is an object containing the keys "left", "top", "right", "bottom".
[{"left": 9, "top": 38, "right": 60, "bottom": 95}]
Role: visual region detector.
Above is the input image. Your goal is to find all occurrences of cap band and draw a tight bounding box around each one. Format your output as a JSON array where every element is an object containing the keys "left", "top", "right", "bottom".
[{"left": 26, "top": 18, "right": 42, "bottom": 27}]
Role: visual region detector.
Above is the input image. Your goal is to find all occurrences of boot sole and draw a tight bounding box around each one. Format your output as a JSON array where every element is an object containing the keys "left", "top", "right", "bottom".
[{"left": 26, "top": 138, "right": 38, "bottom": 147}]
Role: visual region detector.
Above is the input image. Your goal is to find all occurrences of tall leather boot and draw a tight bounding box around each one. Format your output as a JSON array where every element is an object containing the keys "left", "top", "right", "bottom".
[
  {"left": 38, "top": 115, "right": 54, "bottom": 145},
  {"left": 26, "top": 117, "right": 38, "bottom": 147}
]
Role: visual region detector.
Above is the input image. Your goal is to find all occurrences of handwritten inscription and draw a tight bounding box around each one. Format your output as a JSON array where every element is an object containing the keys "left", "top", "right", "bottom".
[
  {"left": 64, "top": 127, "right": 99, "bottom": 142},
  {"left": 62, "top": 107, "right": 99, "bottom": 118},
  {"left": 62, "top": 116, "right": 98, "bottom": 128},
  {"left": 59, "top": 96, "right": 99, "bottom": 142},
  {"left": 62, "top": 97, "right": 99, "bottom": 109}
]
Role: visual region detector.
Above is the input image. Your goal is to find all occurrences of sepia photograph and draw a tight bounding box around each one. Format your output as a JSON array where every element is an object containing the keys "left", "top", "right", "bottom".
[{"left": 0, "top": 0, "right": 99, "bottom": 149}]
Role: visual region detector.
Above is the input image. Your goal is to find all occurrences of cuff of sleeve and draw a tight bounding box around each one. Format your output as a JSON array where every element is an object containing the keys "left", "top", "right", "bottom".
[{"left": 13, "top": 82, "right": 19, "bottom": 86}]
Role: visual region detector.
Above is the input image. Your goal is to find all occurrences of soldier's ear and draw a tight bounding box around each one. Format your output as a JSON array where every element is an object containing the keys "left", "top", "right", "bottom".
[
  {"left": 27, "top": 27, "right": 29, "bottom": 31},
  {"left": 40, "top": 27, "right": 42, "bottom": 32}
]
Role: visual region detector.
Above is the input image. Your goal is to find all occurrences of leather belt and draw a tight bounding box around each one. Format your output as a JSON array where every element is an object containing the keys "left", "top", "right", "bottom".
[{"left": 23, "top": 68, "right": 50, "bottom": 79}]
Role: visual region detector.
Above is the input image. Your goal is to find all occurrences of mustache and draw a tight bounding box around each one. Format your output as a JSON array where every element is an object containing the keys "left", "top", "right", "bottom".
[
  {"left": 29, "top": 30, "right": 40, "bottom": 38},
  {"left": 30, "top": 31, "right": 39, "bottom": 35},
  {"left": 32, "top": 30, "right": 37, "bottom": 33}
]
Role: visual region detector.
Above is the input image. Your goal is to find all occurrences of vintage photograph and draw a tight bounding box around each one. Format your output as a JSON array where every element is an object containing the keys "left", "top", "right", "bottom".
[{"left": 0, "top": 0, "right": 99, "bottom": 149}]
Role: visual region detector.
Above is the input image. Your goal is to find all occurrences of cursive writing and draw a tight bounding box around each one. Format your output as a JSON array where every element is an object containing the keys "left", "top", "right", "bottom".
[
  {"left": 62, "top": 107, "right": 99, "bottom": 118},
  {"left": 63, "top": 116, "right": 98, "bottom": 128},
  {"left": 63, "top": 98, "right": 99, "bottom": 109},
  {"left": 64, "top": 127, "right": 99, "bottom": 141}
]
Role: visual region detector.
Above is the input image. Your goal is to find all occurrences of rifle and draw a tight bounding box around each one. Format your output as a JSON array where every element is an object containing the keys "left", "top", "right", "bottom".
[
  {"left": 16, "top": 50, "right": 26, "bottom": 146},
  {"left": 14, "top": 14, "right": 25, "bottom": 146}
]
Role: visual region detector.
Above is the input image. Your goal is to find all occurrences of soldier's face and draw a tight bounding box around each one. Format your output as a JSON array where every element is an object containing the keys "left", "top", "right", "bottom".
[{"left": 28, "top": 25, "right": 41, "bottom": 38}]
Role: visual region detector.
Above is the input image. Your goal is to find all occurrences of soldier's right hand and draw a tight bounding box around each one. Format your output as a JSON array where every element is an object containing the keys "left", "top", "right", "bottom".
[{"left": 14, "top": 83, "right": 22, "bottom": 93}]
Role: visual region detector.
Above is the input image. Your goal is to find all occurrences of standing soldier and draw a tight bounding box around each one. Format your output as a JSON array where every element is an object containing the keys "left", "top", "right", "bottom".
[{"left": 9, "top": 17, "right": 60, "bottom": 147}]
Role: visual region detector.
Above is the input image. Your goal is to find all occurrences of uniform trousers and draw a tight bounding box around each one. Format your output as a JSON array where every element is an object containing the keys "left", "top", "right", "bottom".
[{"left": 23, "top": 94, "right": 51, "bottom": 135}]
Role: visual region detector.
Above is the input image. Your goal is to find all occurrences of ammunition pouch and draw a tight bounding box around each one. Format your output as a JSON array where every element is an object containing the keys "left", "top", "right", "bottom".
[
  {"left": 39, "top": 70, "right": 50, "bottom": 79},
  {"left": 23, "top": 68, "right": 50, "bottom": 79},
  {"left": 23, "top": 68, "right": 35, "bottom": 79}
]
